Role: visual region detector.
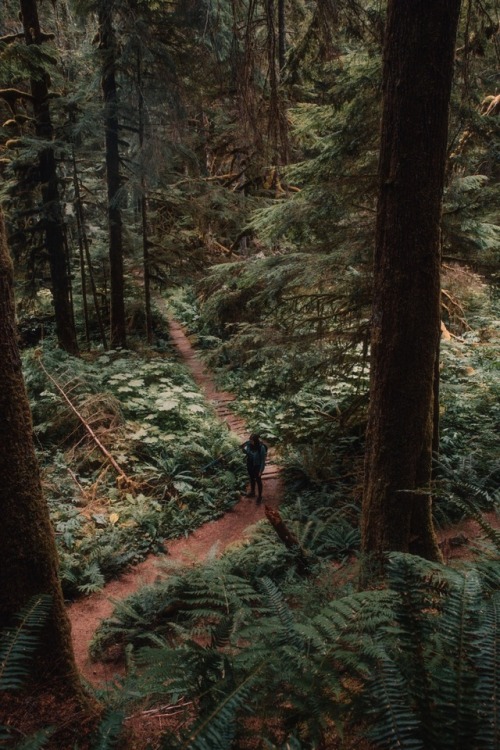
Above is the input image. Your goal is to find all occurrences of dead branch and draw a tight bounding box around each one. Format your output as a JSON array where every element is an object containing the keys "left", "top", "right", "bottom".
[
  {"left": 36, "top": 353, "right": 132, "bottom": 485},
  {"left": 441, "top": 288, "right": 472, "bottom": 332},
  {"left": 482, "top": 93, "right": 500, "bottom": 116},
  {"left": 0, "top": 32, "right": 25, "bottom": 44},
  {"left": 0, "top": 88, "right": 35, "bottom": 109},
  {"left": 67, "top": 466, "right": 85, "bottom": 493}
]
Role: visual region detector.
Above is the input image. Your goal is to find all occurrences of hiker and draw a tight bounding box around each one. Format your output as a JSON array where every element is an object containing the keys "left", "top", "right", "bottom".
[{"left": 241, "top": 433, "right": 267, "bottom": 503}]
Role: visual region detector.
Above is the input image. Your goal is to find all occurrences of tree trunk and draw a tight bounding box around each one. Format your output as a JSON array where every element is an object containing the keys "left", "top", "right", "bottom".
[
  {"left": 0, "top": 209, "right": 93, "bottom": 728},
  {"left": 361, "top": 0, "right": 461, "bottom": 566},
  {"left": 19, "top": 0, "right": 79, "bottom": 356},
  {"left": 99, "top": 2, "right": 127, "bottom": 348},
  {"left": 71, "top": 144, "right": 108, "bottom": 350},
  {"left": 137, "top": 50, "right": 153, "bottom": 344},
  {"left": 278, "top": 0, "right": 286, "bottom": 70}
]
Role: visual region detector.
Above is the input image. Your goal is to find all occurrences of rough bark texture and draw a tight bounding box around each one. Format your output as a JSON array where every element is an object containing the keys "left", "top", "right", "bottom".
[
  {"left": 0, "top": 210, "right": 89, "bottom": 716},
  {"left": 99, "top": 2, "right": 127, "bottom": 348},
  {"left": 19, "top": 0, "right": 79, "bottom": 356},
  {"left": 361, "top": 0, "right": 461, "bottom": 563}
]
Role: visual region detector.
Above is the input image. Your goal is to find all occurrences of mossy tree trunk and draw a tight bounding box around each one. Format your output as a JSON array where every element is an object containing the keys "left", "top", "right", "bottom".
[
  {"left": 99, "top": 1, "right": 127, "bottom": 349},
  {"left": 0, "top": 210, "right": 90, "bottom": 715},
  {"left": 19, "top": 0, "right": 79, "bottom": 356},
  {"left": 361, "top": 0, "right": 461, "bottom": 565}
]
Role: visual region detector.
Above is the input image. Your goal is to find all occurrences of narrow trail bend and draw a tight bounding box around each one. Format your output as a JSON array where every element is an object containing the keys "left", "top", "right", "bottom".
[{"left": 68, "top": 314, "right": 283, "bottom": 685}]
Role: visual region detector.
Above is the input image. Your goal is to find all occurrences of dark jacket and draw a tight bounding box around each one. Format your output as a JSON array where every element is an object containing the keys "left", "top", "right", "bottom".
[{"left": 242, "top": 441, "right": 267, "bottom": 474}]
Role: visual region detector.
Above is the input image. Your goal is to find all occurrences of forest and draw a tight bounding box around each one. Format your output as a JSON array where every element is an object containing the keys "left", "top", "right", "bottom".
[{"left": 0, "top": 0, "right": 499, "bottom": 748}]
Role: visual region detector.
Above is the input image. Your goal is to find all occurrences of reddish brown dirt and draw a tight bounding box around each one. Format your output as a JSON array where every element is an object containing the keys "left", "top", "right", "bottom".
[{"left": 67, "top": 316, "right": 283, "bottom": 685}]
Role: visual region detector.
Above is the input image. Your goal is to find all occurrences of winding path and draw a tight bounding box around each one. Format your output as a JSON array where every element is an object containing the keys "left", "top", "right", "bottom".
[{"left": 67, "top": 315, "right": 283, "bottom": 684}]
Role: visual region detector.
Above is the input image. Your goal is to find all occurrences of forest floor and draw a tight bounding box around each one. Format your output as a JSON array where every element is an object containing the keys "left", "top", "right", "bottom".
[
  {"left": 66, "top": 306, "right": 498, "bottom": 749},
  {"left": 67, "top": 311, "right": 284, "bottom": 685}
]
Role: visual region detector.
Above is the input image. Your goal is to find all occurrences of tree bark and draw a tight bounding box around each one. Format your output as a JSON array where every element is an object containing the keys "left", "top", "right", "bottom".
[
  {"left": 0, "top": 209, "right": 91, "bottom": 721},
  {"left": 278, "top": 0, "right": 286, "bottom": 71},
  {"left": 19, "top": 0, "right": 79, "bottom": 356},
  {"left": 137, "top": 50, "right": 153, "bottom": 344},
  {"left": 71, "top": 144, "right": 108, "bottom": 350},
  {"left": 99, "top": 2, "right": 127, "bottom": 348},
  {"left": 361, "top": 0, "right": 461, "bottom": 566}
]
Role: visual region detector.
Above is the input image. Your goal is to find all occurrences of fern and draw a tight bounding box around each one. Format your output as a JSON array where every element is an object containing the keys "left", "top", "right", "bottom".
[
  {"left": 164, "top": 668, "right": 261, "bottom": 750},
  {"left": 0, "top": 597, "right": 54, "bottom": 749},
  {"left": 259, "top": 576, "right": 306, "bottom": 651},
  {"left": 0, "top": 595, "right": 52, "bottom": 691},
  {"left": 365, "top": 655, "right": 424, "bottom": 750},
  {"left": 8, "top": 728, "right": 54, "bottom": 750},
  {"left": 91, "top": 709, "right": 125, "bottom": 750},
  {"left": 445, "top": 487, "right": 500, "bottom": 553},
  {"left": 475, "top": 592, "right": 500, "bottom": 750},
  {"left": 357, "top": 555, "right": 500, "bottom": 750}
]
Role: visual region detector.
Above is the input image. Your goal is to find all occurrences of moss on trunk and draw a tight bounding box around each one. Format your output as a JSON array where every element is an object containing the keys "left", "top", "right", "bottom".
[{"left": 0, "top": 209, "right": 94, "bottom": 728}]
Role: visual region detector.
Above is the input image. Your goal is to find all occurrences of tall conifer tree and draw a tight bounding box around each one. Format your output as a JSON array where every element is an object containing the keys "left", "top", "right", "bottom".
[
  {"left": 19, "top": 0, "right": 79, "bottom": 355},
  {"left": 98, "top": 0, "right": 126, "bottom": 348},
  {"left": 361, "top": 0, "right": 462, "bottom": 565}
]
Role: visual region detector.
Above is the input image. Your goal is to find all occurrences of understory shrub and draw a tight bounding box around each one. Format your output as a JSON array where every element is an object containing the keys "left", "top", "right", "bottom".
[
  {"left": 92, "top": 552, "right": 500, "bottom": 750},
  {"left": 22, "top": 341, "right": 246, "bottom": 596}
]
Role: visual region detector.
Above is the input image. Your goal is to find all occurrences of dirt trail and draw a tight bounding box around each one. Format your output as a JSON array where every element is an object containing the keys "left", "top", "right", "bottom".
[{"left": 68, "top": 316, "right": 283, "bottom": 685}]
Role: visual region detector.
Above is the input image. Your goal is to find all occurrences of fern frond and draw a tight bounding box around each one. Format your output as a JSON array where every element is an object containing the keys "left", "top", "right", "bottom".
[
  {"left": 176, "top": 667, "right": 261, "bottom": 750},
  {"left": 0, "top": 595, "right": 52, "bottom": 691},
  {"left": 446, "top": 488, "right": 500, "bottom": 553},
  {"left": 475, "top": 592, "right": 500, "bottom": 750},
  {"left": 92, "top": 709, "right": 125, "bottom": 750},
  {"left": 430, "top": 569, "right": 483, "bottom": 748},
  {"left": 13, "top": 727, "right": 55, "bottom": 750},
  {"left": 259, "top": 577, "right": 305, "bottom": 650},
  {"left": 365, "top": 655, "right": 423, "bottom": 750}
]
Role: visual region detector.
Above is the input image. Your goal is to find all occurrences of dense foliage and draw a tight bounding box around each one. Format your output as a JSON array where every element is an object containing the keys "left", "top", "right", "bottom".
[{"left": 0, "top": 0, "right": 499, "bottom": 747}]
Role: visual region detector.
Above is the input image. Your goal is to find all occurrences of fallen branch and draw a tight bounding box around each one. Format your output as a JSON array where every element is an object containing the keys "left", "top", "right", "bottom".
[
  {"left": 36, "top": 353, "right": 132, "bottom": 485},
  {"left": 264, "top": 506, "right": 312, "bottom": 576}
]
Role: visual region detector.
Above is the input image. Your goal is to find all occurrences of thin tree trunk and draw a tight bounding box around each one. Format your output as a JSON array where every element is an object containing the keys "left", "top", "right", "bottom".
[
  {"left": 71, "top": 145, "right": 108, "bottom": 349},
  {"left": 432, "top": 335, "right": 441, "bottom": 479},
  {"left": 278, "top": 0, "right": 286, "bottom": 70},
  {"left": 0, "top": 209, "right": 93, "bottom": 724},
  {"left": 19, "top": 0, "right": 79, "bottom": 356},
  {"left": 361, "top": 0, "right": 461, "bottom": 567},
  {"left": 137, "top": 51, "right": 153, "bottom": 344},
  {"left": 99, "top": 2, "right": 127, "bottom": 348},
  {"left": 77, "top": 192, "right": 90, "bottom": 347}
]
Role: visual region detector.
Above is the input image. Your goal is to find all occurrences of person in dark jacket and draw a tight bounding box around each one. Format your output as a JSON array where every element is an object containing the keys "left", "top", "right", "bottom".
[{"left": 241, "top": 433, "right": 267, "bottom": 503}]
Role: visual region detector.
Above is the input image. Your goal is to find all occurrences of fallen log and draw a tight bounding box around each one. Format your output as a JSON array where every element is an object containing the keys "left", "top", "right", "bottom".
[{"left": 264, "top": 506, "right": 312, "bottom": 576}]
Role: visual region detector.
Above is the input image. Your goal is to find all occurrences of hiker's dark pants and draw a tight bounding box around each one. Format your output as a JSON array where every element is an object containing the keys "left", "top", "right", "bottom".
[{"left": 247, "top": 463, "right": 263, "bottom": 499}]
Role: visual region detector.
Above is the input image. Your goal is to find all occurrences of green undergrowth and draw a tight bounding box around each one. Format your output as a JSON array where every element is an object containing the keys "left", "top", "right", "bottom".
[
  {"left": 23, "top": 339, "right": 246, "bottom": 598},
  {"left": 90, "top": 492, "right": 362, "bottom": 662},
  {"left": 86, "top": 282, "right": 499, "bottom": 748},
  {"left": 91, "top": 549, "right": 500, "bottom": 749},
  {"left": 169, "top": 281, "right": 500, "bottom": 528},
  {"left": 168, "top": 282, "right": 368, "bottom": 500}
]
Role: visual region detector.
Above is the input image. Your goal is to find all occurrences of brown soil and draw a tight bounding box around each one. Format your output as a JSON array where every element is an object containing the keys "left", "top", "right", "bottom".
[{"left": 67, "top": 315, "right": 283, "bottom": 685}]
